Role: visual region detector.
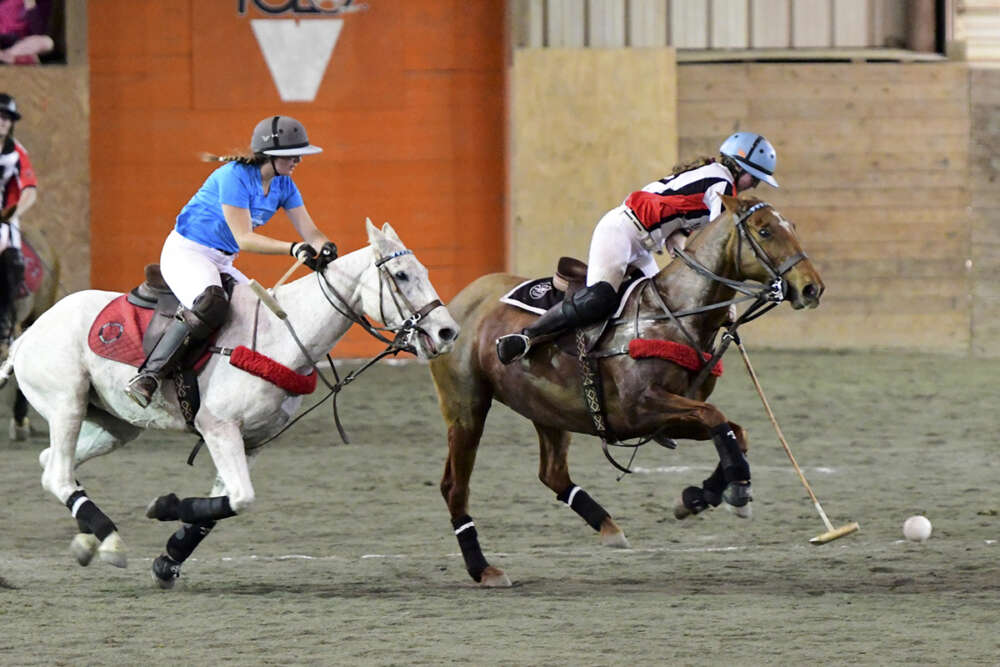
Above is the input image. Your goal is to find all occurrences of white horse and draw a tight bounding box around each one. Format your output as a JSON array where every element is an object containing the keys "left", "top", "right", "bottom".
[{"left": 0, "top": 220, "right": 459, "bottom": 587}]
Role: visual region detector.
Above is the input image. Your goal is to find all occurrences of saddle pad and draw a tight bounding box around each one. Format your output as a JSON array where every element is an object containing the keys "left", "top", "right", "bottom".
[
  {"left": 499, "top": 278, "right": 563, "bottom": 315},
  {"left": 500, "top": 275, "right": 647, "bottom": 318},
  {"left": 628, "top": 338, "right": 724, "bottom": 376},
  {"left": 18, "top": 240, "right": 43, "bottom": 298},
  {"left": 88, "top": 295, "right": 155, "bottom": 367},
  {"left": 87, "top": 295, "right": 215, "bottom": 371}
]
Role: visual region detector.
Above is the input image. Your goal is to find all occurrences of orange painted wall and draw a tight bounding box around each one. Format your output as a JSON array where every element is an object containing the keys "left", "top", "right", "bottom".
[{"left": 88, "top": 0, "right": 506, "bottom": 357}]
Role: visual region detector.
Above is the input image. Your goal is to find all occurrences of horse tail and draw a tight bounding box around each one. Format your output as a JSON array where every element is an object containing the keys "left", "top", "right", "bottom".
[{"left": 0, "top": 335, "right": 20, "bottom": 389}]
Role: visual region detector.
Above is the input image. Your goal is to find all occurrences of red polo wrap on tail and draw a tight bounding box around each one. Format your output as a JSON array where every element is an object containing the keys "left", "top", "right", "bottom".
[
  {"left": 628, "top": 338, "right": 723, "bottom": 376},
  {"left": 230, "top": 345, "right": 318, "bottom": 395}
]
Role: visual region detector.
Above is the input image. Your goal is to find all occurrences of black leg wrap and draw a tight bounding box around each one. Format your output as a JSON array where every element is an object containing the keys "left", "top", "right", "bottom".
[
  {"left": 13, "top": 390, "right": 28, "bottom": 423},
  {"left": 166, "top": 521, "right": 216, "bottom": 563},
  {"left": 556, "top": 485, "right": 610, "bottom": 532},
  {"left": 179, "top": 496, "right": 236, "bottom": 523},
  {"left": 66, "top": 490, "right": 117, "bottom": 541},
  {"left": 711, "top": 423, "right": 750, "bottom": 482},
  {"left": 701, "top": 463, "right": 726, "bottom": 507},
  {"left": 452, "top": 515, "right": 489, "bottom": 583}
]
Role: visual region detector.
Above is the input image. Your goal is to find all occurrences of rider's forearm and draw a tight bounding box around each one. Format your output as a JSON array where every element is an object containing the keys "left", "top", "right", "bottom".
[{"left": 14, "top": 187, "right": 36, "bottom": 218}]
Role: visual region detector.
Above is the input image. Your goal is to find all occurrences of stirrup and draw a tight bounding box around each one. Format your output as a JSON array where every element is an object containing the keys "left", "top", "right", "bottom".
[
  {"left": 124, "top": 373, "right": 160, "bottom": 408},
  {"left": 496, "top": 333, "right": 531, "bottom": 365}
]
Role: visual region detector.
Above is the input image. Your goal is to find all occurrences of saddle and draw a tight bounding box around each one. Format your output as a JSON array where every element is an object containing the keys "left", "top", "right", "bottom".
[{"left": 89, "top": 264, "right": 234, "bottom": 368}]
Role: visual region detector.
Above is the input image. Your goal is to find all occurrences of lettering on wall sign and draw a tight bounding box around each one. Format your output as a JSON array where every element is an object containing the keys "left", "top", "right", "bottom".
[
  {"left": 237, "top": 0, "right": 367, "bottom": 15},
  {"left": 239, "top": 0, "right": 368, "bottom": 102}
]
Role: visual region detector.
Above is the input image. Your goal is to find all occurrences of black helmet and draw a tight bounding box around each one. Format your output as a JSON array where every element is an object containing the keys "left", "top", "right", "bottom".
[
  {"left": 250, "top": 116, "right": 322, "bottom": 156},
  {"left": 0, "top": 94, "right": 21, "bottom": 121}
]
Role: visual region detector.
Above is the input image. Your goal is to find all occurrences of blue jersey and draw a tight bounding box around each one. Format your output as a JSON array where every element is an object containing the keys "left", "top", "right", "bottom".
[{"left": 174, "top": 161, "right": 304, "bottom": 254}]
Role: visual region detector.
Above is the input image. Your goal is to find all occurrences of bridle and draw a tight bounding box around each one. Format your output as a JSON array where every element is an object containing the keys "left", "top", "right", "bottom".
[
  {"left": 317, "top": 247, "right": 444, "bottom": 354},
  {"left": 245, "top": 244, "right": 446, "bottom": 451},
  {"left": 670, "top": 202, "right": 808, "bottom": 321}
]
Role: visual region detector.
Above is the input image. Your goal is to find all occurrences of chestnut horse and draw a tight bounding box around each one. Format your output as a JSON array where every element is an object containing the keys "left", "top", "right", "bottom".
[
  {"left": 429, "top": 195, "right": 824, "bottom": 586},
  {"left": 2, "top": 223, "right": 61, "bottom": 440}
]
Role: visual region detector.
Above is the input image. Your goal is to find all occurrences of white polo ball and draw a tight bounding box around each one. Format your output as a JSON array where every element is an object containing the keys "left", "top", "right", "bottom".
[{"left": 902, "top": 515, "right": 932, "bottom": 543}]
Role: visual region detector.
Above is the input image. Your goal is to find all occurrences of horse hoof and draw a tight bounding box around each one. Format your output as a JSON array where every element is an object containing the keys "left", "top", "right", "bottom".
[
  {"left": 69, "top": 533, "right": 100, "bottom": 566},
  {"left": 145, "top": 493, "right": 180, "bottom": 521},
  {"left": 97, "top": 532, "right": 128, "bottom": 568},
  {"left": 151, "top": 554, "right": 182, "bottom": 590},
  {"left": 722, "top": 481, "right": 752, "bottom": 508},
  {"left": 8, "top": 417, "right": 28, "bottom": 441},
  {"left": 727, "top": 502, "right": 752, "bottom": 519},
  {"left": 479, "top": 566, "right": 512, "bottom": 588},
  {"left": 600, "top": 530, "right": 631, "bottom": 549},
  {"left": 674, "top": 486, "right": 709, "bottom": 520}
]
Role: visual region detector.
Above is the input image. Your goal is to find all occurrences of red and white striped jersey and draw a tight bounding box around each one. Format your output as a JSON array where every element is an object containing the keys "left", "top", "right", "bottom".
[
  {"left": 623, "top": 161, "right": 736, "bottom": 235},
  {"left": 0, "top": 138, "right": 37, "bottom": 210}
]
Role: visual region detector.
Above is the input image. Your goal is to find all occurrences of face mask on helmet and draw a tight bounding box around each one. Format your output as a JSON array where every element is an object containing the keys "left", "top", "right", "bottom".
[
  {"left": 719, "top": 132, "right": 778, "bottom": 188},
  {"left": 251, "top": 116, "right": 323, "bottom": 157}
]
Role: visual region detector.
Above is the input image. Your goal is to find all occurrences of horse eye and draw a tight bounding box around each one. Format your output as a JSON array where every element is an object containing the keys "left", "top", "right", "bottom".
[
  {"left": 394, "top": 271, "right": 409, "bottom": 281},
  {"left": 758, "top": 226, "right": 772, "bottom": 239}
]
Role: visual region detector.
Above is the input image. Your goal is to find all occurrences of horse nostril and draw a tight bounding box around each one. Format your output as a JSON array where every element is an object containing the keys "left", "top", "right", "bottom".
[
  {"left": 438, "top": 327, "right": 456, "bottom": 342},
  {"left": 803, "top": 283, "right": 818, "bottom": 300}
]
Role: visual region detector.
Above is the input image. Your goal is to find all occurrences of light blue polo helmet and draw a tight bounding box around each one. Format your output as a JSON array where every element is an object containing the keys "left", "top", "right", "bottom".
[{"left": 719, "top": 132, "right": 778, "bottom": 187}]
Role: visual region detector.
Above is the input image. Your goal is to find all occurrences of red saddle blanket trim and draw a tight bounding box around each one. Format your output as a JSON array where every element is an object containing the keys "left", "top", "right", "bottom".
[
  {"left": 87, "top": 294, "right": 212, "bottom": 370},
  {"left": 20, "top": 240, "right": 44, "bottom": 296},
  {"left": 229, "top": 345, "right": 318, "bottom": 395},
  {"left": 628, "top": 338, "right": 724, "bottom": 376}
]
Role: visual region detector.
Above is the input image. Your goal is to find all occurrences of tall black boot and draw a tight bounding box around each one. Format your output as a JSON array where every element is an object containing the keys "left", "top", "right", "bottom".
[
  {"left": 496, "top": 281, "right": 617, "bottom": 364},
  {"left": 124, "top": 317, "right": 196, "bottom": 408}
]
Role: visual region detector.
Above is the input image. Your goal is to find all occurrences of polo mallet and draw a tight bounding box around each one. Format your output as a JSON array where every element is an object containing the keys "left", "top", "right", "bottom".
[
  {"left": 248, "top": 256, "right": 311, "bottom": 348},
  {"left": 732, "top": 334, "right": 859, "bottom": 545}
]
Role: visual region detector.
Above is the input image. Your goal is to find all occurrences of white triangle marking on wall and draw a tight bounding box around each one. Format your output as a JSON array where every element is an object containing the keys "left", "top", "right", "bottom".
[{"left": 251, "top": 19, "right": 344, "bottom": 102}]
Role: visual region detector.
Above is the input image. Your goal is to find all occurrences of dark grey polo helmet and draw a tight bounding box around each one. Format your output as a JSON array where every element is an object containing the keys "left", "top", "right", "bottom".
[{"left": 251, "top": 115, "right": 322, "bottom": 156}]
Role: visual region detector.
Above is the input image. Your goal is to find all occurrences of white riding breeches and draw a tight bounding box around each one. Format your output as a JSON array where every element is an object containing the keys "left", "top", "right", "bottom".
[
  {"left": 586, "top": 205, "right": 661, "bottom": 289},
  {"left": 159, "top": 229, "right": 248, "bottom": 309},
  {"left": 0, "top": 217, "right": 22, "bottom": 253}
]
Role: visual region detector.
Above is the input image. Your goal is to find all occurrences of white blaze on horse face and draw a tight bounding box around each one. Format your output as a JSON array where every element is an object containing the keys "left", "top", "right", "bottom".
[{"left": 772, "top": 210, "right": 794, "bottom": 233}]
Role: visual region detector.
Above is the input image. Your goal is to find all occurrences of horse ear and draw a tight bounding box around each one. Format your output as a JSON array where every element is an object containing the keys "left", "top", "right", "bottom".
[
  {"left": 721, "top": 194, "right": 741, "bottom": 214},
  {"left": 381, "top": 222, "right": 402, "bottom": 242},
  {"left": 365, "top": 217, "right": 382, "bottom": 243}
]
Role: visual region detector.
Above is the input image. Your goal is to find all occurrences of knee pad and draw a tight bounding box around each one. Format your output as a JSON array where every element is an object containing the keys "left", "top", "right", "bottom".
[
  {"left": 563, "top": 281, "right": 617, "bottom": 322},
  {"left": 179, "top": 285, "right": 229, "bottom": 338}
]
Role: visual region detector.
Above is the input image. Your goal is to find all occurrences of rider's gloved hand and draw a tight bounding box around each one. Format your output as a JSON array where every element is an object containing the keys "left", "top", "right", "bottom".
[
  {"left": 290, "top": 242, "right": 318, "bottom": 268},
  {"left": 312, "top": 241, "right": 338, "bottom": 272}
]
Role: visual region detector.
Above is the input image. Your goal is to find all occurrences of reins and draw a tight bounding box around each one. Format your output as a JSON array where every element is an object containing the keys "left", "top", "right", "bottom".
[{"left": 592, "top": 202, "right": 808, "bottom": 476}]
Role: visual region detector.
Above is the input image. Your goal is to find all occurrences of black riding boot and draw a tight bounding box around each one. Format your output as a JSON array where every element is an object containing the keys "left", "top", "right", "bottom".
[
  {"left": 124, "top": 317, "right": 196, "bottom": 408},
  {"left": 496, "top": 281, "right": 617, "bottom": 364}
]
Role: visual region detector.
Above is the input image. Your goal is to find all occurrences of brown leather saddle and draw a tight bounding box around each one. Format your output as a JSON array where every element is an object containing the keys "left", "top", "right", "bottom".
[{"left": 125, "top": 264, "right": 235, "bottom": 356}]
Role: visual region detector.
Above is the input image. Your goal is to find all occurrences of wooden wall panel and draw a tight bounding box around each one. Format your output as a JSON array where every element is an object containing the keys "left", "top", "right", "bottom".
[
  {"left": 0, "top": 67, "right": 89, "bottom": 294},
  {"left": 512, "top": 49, "right": 677, "bottom": 279},
  {"left": 677, "top": 62, "right": 972, "bottom": 353},
  {"left": 89, "top": 0, "right": 505, "bottom": 358}
]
